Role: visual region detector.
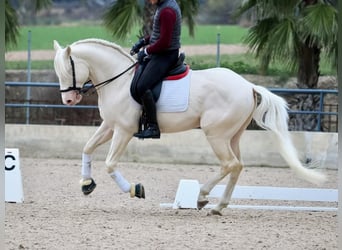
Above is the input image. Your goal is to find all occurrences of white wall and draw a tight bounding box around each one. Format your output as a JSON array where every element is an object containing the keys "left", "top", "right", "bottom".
[{"left": 5, "top": 124, "right": 338, "bottom": 169}]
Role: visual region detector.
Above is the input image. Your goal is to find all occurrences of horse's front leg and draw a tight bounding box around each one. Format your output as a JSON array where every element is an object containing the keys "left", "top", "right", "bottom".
[
  {"left": 81, "top": 121, "right": 113, "bottom": 195},
  {"left": 106, "top": 126, "right": 145, "bottom": 199}
]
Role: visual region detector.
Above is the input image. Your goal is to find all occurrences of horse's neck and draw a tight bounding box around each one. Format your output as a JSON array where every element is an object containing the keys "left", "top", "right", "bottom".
[
  {"left": 74, "top": 42, "right": 135, "bottom": 100},
  {"left": 73, "top": 43, "right": 134, "bottom": 84}
]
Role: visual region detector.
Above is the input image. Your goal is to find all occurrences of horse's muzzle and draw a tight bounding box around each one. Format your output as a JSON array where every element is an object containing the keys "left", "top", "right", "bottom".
[{"left": 61, "top": 90, "right": 83, "bottom": 106}]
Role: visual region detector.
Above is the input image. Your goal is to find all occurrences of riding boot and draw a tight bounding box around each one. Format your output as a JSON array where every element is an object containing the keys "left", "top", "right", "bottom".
[{"left": 134, "top": 90, "right": 160, "bottom": 139}]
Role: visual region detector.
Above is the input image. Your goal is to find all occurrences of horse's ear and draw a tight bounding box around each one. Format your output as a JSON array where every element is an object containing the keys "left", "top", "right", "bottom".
[
  {"left": 66, "top": 46, "right": 71, "bottom": 56},
  {"left": 53, "top": 40, "right": 61, "bottom": 51},
  {"left": 53, "top": 40, "right": 71, "bottom": 56}
]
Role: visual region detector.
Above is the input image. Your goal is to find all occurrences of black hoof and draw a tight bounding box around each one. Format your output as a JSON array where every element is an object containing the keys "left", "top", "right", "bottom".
[
  {"left": 134, "top": 183, "right": 145, "bottom": 199},
  {"left": 210, "top": 209, "right": 223, "bottom": 216},
  {"left": 81, "top": 178, "right": 97, "bottom": 195},
  {"left": 197, "top": 200, "right": 209, "bottom": 210}
]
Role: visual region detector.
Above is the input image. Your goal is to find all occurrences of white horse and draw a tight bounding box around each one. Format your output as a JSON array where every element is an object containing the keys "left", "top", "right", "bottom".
[{"left": 53, "top": 38, "right": 325, "bottom": 215}]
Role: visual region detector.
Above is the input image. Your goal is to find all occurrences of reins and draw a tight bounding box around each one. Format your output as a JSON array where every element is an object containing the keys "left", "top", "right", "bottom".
[{"left": 60, "top": 56, "right": 138, "bottom": 95}]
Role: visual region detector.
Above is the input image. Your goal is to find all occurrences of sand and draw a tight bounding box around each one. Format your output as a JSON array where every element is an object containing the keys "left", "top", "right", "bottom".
[{"left": 5, "top": 157, "right": 338, "bottom": 250}]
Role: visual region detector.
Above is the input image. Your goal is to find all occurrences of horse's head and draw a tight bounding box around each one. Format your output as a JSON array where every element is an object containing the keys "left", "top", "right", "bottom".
[{"left": 53, "top": 40, "right": 90, "bottom": 106}]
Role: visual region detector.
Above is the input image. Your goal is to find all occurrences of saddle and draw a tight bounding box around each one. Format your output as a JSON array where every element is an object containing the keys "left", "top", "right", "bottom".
[
  {"left": 130, "top": 53, "right": 188, "bottom": 104},
  {"left": 130, "top": 53, "right": 189, "bottom": 136}
]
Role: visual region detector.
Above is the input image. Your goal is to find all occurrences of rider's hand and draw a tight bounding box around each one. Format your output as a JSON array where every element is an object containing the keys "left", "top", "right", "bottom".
[
  {"left": 130, "top": 38, "right": 146, "bottom": 55},
  {"left": 137, "top": 49, "right": 148, "bottom": 64}
]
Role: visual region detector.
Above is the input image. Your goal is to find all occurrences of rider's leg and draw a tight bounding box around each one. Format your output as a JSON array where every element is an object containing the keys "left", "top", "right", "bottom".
[
  {"left": 133, "top": 51, "right": 178, "bottom": 139},
  {"left": 133, "top": 89, "right": 160, "bottom": 138}
]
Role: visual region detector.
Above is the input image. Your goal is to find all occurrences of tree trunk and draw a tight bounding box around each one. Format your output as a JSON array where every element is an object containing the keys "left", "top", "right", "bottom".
[
  {"left": 140, "top": 0, "right": 155, "bottom": 37},
  {"left": 297, "top": 41, "right": 320, "bottom": 89},
  {"left": 258, "top": 52, "right": 271, "bottom": 75},
  {"left": 289, "top": 40, "right": 321, "bottom": 131},
  {"left": 287, "top": 93, "right": 320, "bottom": 131}
]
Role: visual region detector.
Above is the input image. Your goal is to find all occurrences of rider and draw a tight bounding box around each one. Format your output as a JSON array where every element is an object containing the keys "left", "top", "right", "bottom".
[{"left": 130, "top": 0, "right": 181, "bottom": 139}]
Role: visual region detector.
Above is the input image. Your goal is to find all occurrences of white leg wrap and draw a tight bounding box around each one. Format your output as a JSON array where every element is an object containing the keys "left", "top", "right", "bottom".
[
  {"left": 110, "top": 170, "right": 131, "bottom": 193},
  {"left": 81, "top": 153, "right": 92, "bottom": 179}
]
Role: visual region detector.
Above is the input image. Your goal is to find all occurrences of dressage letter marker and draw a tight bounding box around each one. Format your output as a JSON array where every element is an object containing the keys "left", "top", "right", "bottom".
[{"left": 5, "top": 148, "right": 24, "bottom": 203}]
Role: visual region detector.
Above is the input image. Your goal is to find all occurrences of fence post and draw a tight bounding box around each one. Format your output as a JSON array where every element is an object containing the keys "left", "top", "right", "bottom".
[
  {"left": 317, "top": 92, "right": 324, "bottom": 131},
  {"left": 216, "top": 33, "right": 220, "bottom": 67},
  {"left": 26, "top": 30, "right": 32, "bottom": 124}
]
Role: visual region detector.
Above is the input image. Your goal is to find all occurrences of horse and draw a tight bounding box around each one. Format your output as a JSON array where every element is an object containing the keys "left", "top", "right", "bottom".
[{"left": 53, "top": 38, "right": 325, "bottom": 215}]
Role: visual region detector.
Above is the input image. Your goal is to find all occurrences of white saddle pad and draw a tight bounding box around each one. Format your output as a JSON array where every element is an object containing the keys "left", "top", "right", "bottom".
[{"left": 156, "top": 70, "right": 192, "bottom": 112}]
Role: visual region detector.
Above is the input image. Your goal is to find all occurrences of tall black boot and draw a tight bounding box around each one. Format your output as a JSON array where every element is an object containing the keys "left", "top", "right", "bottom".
[{"left": 134, "top": 90, "right": 160, "bottom": 139}]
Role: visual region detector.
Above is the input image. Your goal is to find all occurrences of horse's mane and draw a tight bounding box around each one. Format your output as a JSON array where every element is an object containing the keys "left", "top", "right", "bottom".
[
  {"left": 54, "top": 38, "right": 136, "bottom": 80},
  {"left": 71, "top": 38, "right": 135, "bottom": 63}
]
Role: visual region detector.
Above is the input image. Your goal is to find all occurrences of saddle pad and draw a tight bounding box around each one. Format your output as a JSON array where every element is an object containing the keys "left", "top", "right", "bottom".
[{"left": 156, "top": 70, "right": 192, "bottom": 112}]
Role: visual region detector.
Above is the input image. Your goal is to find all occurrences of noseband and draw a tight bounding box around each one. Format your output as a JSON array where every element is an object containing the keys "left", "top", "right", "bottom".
[{"left": 59, "top": 56, "right": 138, "bottom": 95}]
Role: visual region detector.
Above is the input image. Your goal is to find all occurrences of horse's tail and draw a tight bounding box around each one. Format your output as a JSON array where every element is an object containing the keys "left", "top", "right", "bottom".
[{"left": 251, "top": 85, "right": 326, "bottom": 185}]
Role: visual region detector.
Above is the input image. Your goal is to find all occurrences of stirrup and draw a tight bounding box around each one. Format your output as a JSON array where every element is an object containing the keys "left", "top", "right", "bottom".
[{"left": 133, "top": 124, "right": 160, "bottom": 139}]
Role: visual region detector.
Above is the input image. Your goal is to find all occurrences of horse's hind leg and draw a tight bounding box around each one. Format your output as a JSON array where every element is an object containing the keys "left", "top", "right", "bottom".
[
  {"left": 211, "top": 132, "right": 244, "bottom": 215},
  {"left": 198, "top": 137, "right": 242, "bottom": 215},
  {"left": 211, "top": 162, "right": 242, "bottom": 215}
]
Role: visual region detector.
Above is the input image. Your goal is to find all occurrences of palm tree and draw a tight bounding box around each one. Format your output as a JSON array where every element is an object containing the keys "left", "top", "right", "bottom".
[
  {"left": 103, "top": 0, "right": 199, "bottom": 40},
  {"left": 235, "top": 0, "right": 338, "bottom": 131},
  {"left": 5, "top": 0, "right": 52, "bottom": 50},
  {"left": 236, "top": 0, "right": 337, "bottom": 89}
]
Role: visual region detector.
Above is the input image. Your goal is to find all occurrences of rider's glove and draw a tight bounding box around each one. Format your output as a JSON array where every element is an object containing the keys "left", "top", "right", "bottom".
[
  {"left": 137, "top": 49, "right": 148, "bottom": 64},
  {"left": 130, "top": 38, "right": 147, "bottom": 55}
]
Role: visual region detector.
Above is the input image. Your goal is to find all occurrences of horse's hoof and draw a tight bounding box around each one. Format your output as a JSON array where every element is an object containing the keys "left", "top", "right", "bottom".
[
  {"left": 80, "top": 178, "right": 97, "bottom": 195},
  {"left": 197, "top": 200, "right": 209, "bottom": 210},
  {"left": 210, "top": 209, "right": 223, "bottom": 216},
  {"left": 130, "top": 183, "right": 145, "bottom": 199}
]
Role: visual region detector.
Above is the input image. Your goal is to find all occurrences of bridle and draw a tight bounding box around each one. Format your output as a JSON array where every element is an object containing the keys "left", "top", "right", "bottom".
[{"left": 59, "top": 56, "right": 138, "bottom": 95}]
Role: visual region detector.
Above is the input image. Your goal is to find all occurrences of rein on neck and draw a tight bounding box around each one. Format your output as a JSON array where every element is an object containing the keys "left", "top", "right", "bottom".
[{"left": 59, "top": 56, "right": 138, "bottom": 95}]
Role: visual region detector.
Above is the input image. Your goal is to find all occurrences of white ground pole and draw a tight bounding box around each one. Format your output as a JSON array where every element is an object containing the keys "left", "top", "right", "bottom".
[
  {"left": 160, "top": 179, "right": 338, "bottom": 212},
  {"left": 0, "top": 1, "right": 5, "bottom": 249}
]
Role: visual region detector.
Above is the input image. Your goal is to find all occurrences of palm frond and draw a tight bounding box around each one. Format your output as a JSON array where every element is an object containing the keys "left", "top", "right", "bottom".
[
  {"left": 264, "top": 0, "right": 300, "bottom": 18},
  {"left": 235, "top": 0, "right": 300, "bottom": 20},
  {"left": 269, "top": 19, "right": 298, "bottom": 58},
  {"left": 234, "top": 0, "right": 257, "bottom": 18},
  {"left": 34, "top": 0, "right": 52, "bottom": 12},
  {"left": 103, "top": 0, "right": 142, "bottom": 41},
  {"left": 243, "top": 17, "right": 278, "bottom": 55},
  {"left": 267, "top": 18, "right": 300, "bottom": 72},
  {"left": 300, "top": 2, "right": 338, "bottom": 47},
  {"left": 245, "top": 17, "right": 299, "bottom": 71},
  {"left": 5, "top": 0, "right": 19, "bottom": 50},
  {"left": 178, "top": 0, "right": 199, "bottom": 37}
]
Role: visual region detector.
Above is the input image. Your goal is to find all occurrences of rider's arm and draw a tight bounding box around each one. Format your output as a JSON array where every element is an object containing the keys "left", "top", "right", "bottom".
[{"left": 145, "top": 7, "right": 176, "bottom": 54}]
